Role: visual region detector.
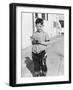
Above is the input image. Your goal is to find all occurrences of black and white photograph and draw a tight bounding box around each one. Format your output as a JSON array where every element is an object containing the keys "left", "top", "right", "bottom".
[
  {"left": 21, "top": 12, "right": 64, "bottom": 77},
  {"left": 10, "top": 3, "right": 71, "bottom": 87}
]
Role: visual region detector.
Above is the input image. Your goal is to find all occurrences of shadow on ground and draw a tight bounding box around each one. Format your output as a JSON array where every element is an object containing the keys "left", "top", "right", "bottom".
[
  {"left": 21, "top": 35, "right": 64, "bottom": 77},
  {"left": 25, "top": 57, "right": 36, "bottom": 77}
]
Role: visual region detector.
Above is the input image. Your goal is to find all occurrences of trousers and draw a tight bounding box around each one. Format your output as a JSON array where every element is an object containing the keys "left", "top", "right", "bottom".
[{"left": 32, "top": 50, "right": 47, "bottom": 72}]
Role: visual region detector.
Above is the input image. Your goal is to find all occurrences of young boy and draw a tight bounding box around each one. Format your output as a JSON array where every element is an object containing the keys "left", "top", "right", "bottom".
[{"left": 31, "top": 18, "right": 50, "bottom": 76}]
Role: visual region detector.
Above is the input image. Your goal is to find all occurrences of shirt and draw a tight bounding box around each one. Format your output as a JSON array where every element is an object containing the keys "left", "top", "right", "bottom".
[{"left": 31, "top": 30, "right": 49, "bottom": 53}]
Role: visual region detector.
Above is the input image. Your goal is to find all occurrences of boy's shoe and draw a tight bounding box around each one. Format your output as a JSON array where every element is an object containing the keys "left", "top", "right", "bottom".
[
  {"left": 42, "top": 71, "right": 47, "bottom": 76},
  {"left": 35, "top": 71, "right": 41, "bottom": 77},
  {"left": 39, "top": 72, "right": 43, "bottom": 76},
  {"left": 39, "top": 71, "right": 46, "bottom": 76}
]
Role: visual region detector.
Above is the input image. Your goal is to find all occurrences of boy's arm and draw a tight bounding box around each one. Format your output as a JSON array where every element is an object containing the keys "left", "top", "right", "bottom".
[
  {"left": 40, "top": 40, "right": 50, "bottom": 46},
  {"left": 30, "top": 35, "right": 38, "bottom": 44},
  {"left": 40, "top": 33, "right": 50, "bottom": 46}
]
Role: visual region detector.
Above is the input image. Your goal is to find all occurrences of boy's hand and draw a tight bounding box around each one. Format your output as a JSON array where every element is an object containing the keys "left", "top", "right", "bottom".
[{"left": 32, "top": 40, "right": 37, "bottom": 44}]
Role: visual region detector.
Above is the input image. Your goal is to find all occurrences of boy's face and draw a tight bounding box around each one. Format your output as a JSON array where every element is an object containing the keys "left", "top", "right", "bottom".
[{"left": 36, "top": 23, "right": 43, "bottom": 32}]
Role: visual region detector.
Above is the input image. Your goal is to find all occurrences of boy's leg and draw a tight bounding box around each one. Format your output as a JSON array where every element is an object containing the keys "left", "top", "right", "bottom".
[
  {"left": 41, "top": 52, "right": 47, "bottom": 76},
  {"left": 38, "top": 51, "right": 47, "bottom": 76},
  {"left": 32, "top": 52, "right": 40, "bottom": 77}
]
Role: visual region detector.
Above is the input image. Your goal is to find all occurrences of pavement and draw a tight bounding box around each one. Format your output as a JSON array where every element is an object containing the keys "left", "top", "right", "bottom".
[{"left": 21, "top": 35, "right": 64, "bottom": 77}]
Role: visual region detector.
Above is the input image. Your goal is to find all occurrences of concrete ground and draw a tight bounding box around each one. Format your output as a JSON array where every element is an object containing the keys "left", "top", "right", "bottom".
[{"left": 21, "top": 35, "right": 64, "bottom": 77}]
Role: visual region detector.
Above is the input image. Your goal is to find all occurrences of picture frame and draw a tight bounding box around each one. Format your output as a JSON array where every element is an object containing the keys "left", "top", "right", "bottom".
[{"left": 9, "top": 3, "right": 71, "bottom": 87}]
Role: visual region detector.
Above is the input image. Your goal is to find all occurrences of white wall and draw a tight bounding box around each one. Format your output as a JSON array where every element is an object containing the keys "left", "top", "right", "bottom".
[
  {"left": 22, "top": 13, "right": 33, "bottom": 49},
  {"left": 44, "top": 14, "right": 58, "bottom": 37},
  {"left": 0, "top": 0, "right": 72, "bottom": 90}
]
